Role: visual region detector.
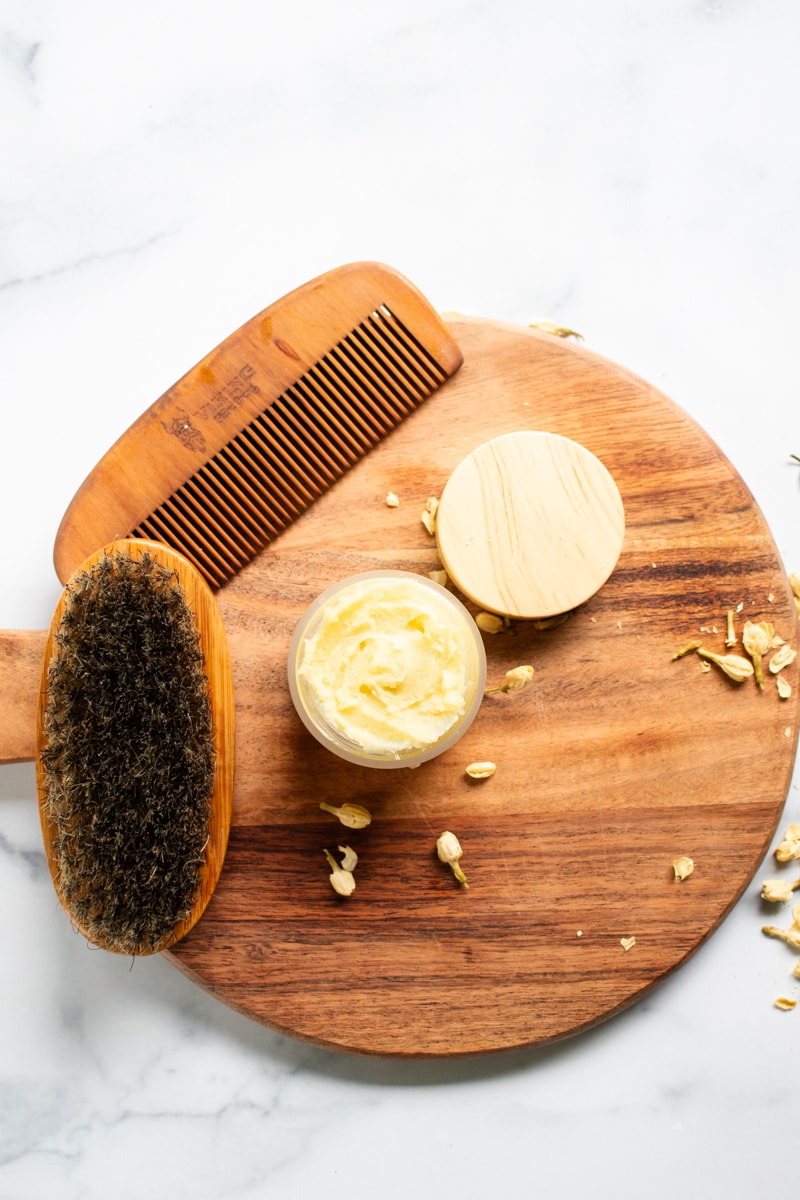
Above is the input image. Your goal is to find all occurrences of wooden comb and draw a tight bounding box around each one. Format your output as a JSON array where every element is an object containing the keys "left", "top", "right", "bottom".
[{"left": 54, "top": 262, "right": 463, "bottom": 589}]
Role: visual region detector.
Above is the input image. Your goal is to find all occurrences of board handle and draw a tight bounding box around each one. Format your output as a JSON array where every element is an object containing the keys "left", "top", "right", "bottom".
[{"left": 0, "top": 629, "right": 45, "bottom": 764}]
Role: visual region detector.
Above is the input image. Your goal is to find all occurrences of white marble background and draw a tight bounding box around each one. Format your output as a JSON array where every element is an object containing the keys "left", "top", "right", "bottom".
[{"left": 1, "top": 1, "right": 799, "bottom": 1197}]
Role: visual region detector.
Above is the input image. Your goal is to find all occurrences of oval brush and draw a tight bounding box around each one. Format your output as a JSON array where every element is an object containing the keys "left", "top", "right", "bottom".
[{"left": 35, "top": 539, "right": 234, "bottom": 955}]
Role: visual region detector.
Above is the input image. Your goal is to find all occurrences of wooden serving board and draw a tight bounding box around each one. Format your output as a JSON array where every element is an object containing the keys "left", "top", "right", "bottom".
[
  {"left": 3, "top": 315, "right": 797, "bottom": 1056},
  {"left": 161, "top": 315, "right": 799, "bottom": 1056}
]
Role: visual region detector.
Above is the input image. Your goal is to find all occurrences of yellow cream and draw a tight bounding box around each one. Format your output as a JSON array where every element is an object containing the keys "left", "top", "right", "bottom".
[{"left": 297, "top": 576, "right": 472, "bottom": 757}]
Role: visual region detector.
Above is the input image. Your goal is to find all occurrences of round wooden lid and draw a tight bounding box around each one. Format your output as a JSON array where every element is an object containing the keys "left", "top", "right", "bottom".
[{"left": 435, "top": 430, "right": 625, "bottom": 618}]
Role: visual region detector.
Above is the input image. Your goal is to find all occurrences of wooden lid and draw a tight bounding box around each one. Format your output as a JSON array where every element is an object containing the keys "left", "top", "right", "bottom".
[{"left": 435, "top": 430, "right": 625, "bottom": 619}]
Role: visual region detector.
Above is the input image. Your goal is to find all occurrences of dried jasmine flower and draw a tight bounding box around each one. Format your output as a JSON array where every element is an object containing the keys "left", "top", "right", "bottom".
[
  {"left": 475, "top": 612, "right": 505, "bottom": 635},
  {"left": 385, "top": 491, "right": 400, "bottom": 508},
  {"left": 437, "top": 831, "right": 469, "bottom": 888},
  {"left": 421, "top": 497, "right": 439, "bottom": 536},
  {"left": 620, "top": 937, "right": 636, "bottom": 952},
  {"left": 486, "top": 664, "right": 534, "bottom": 693},
  {"left": 319, "top": 801, "right": 372, "bottom": 829},
  {"left": 465, "top": 761, "right": 497, "bottom": 779},
  {"left": 672, "top": 639, "right": 702, "bottom": 660},
  {"left": 695, "top": 647, "right": 754, "bottom": 683},
  {"left": 769, "top": 644, "right": 796, "bottom": 673},
  {"left": 528, "top": 319, "right": 583, "bottom": 340},
  {"left": 742, "top": 620, "right": 775, "bottom": 688},
  {"left": 323, "top": 848, "right": 356, "bottom": 896},
  {"left": 788, "top": 573, "right": 800, "bottom": 616},
  {"left": 673, "top": 856, "right": 694, "bottom": 881},
  {"left": 503, "top": 664, "right": 534, "bottom": 690},
  {"left": 777, "top": 675, "right": 792, "bottom": 700},
  {"left": 775, "top": 823, "right": 800, "bottom": 863},
  {"left": 762, "top": 924, "right": 800, "bottom": 950},
  {"left": 761, "top": 877, "right": 800, "bottom": 904}
]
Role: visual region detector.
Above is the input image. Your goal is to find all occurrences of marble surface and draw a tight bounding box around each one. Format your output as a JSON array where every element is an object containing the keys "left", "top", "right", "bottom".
[{"left": 2, "top": 0, "right": 799, "bottom": 1196}]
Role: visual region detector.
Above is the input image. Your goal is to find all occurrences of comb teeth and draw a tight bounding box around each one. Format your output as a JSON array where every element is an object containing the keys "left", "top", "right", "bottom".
[{"left": 132, "top": 305, "right": 449, "bottom": 588}]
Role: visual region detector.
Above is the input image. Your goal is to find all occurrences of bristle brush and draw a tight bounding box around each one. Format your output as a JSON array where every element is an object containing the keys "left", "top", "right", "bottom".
[
  {"left": 36, "top": 538, "right": 234, "bottom": 954},
  {"left": 54, "top": 262, "right": 463, "bottom": 588}
]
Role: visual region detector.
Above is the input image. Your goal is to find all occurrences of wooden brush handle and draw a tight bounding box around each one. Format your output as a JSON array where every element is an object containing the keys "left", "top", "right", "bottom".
[{"left": 0, "top": 629, "right": 45, "bottom": 764}]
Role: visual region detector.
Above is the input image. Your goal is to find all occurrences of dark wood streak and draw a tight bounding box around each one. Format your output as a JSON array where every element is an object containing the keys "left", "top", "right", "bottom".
[{"left": 165, "top": 316, "right": 799, "bottom": 1057}]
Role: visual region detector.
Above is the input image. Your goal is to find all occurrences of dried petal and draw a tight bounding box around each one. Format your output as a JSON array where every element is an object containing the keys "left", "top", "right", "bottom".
[
  {"left": 319, "top": 801, "right": 372, "bottom": 829},
  {"left": 428, "top": 568, "right": 449, "bottom": 587},
  {"left": 385, "top": 491, "right": 400, "bottom": 508},
  {"left": 762, "top": 924, "right": 800, "bottom": 950},
  {"left": 742, "top": 620, "right": 775, "bottom": 688},
  {"left": 673, "top": 856, "right": 694, "bottom": 881},
  {"left": 437, "top": 831, "right": 469, "bottom": 887},
  {"left": 793, "top": 960, "right": 800, "bottom": 980},
  {"left": 475, "top": 612, "right": 504, "bottom": 635},
  {"left": 774, "top": 996, "right": 797, "bottom": 1011},
  {"left": 696, "top": 648, "right": 754, "bottom": 682},
  {"left": 338, "top": 845, "right": 358, "bottom": 872},
  {"left": 760, "top": 878, "right": 800, "bottom": 904},
  {"left": 789, "top": 573, "right": 800, "bottom": 600},
  {"left": 769, "top": 643, "right": 796, "bottom": 673},
  {"left": 421, "top": 497, "right": 439, "bottom": 536},
  {"left": 466, "top": 761, "right": 496, "bottom": 779},
  {"left": 323, "top": 849, "right": 356, "bottom": 897},
  {"left": 777, "top": 675, "right": 792, "bottom": 700},
  {"left": 775, "top": 823, "right": 800, "bottom": 863},
  {"left": 620, "top": 936, "right": 636, "bottom": 952}
]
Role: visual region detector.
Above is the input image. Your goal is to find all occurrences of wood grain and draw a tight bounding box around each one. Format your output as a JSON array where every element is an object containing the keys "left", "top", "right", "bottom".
[
  {"left": 165, "top": 316, "right": 798, "bottom": 1055},
  {"left": 1, "top": 316, "right": 797, "bottom": 1055},
  {"left": 435, "top": 430, "right": 625, "bottom": 617},
  {"left": 0, "top": 628, "right": 45, "bottom": 763},
  {"left": 34, "top": 540, "right": 235, "bottom": 954}
]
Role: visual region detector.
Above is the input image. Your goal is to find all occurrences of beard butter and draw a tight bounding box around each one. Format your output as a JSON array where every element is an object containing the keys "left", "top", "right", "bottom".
[{"left": 288, "top": 571, "right": 487, "bottom": 768}]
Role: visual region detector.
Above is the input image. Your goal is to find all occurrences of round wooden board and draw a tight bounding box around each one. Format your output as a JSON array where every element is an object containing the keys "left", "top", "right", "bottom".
[{"left": 165, "top": 315, "right": 799, "bottom": 1057}]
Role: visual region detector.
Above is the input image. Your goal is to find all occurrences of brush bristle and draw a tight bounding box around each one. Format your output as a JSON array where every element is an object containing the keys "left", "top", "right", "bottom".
[{"left": 41, "top": 550, "right": 215, "bottom": 955}]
